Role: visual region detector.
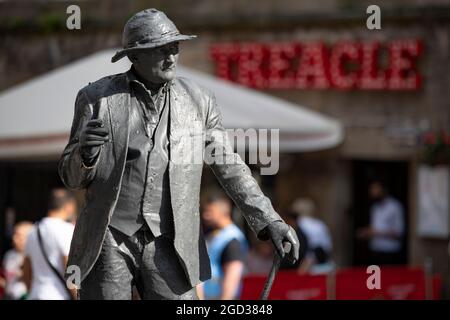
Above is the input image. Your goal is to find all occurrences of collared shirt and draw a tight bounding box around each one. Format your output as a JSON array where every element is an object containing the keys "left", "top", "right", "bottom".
[
  {"left": 369, "top": 196, "right": 405, "bottom": 253},
  {"left": 124, "top": 67, "right": 170, "bottom": 166},
  {"left": 125, "top": 67, "right": 171, "bottom": 192},
  {"left": 126, "top": 67, "right": 170, "bottom": 136},
  {"left": 109, "top": 67, "right": 173, "bottom": 237}
]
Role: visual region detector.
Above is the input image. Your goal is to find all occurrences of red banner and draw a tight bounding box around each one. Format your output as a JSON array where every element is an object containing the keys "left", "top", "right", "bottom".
[
  {"left": 240, "top": 267, "right": 441, "bottom": 300},
  {"left": 241, "top": 271, "right": 328, "bottom": 300}
]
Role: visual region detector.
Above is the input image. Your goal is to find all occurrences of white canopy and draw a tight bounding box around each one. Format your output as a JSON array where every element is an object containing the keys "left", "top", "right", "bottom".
[{"left": 0, "top": 49, "right": 343, "bottom": 159}]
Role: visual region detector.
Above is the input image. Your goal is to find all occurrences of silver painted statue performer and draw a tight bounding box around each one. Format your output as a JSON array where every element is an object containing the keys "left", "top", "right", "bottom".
[{"left": 59, "top": 8, "right": 299, "bottom": 299}]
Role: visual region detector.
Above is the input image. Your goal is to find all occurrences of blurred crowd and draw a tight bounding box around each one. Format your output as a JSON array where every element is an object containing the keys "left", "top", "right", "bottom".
[{"left": 0, "top": 179, "right": 406, "bottom": 300}]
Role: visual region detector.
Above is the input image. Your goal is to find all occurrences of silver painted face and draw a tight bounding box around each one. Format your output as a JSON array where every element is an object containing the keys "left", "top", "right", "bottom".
[{"left": 132, "top": 41, "right": 179, "bottom": 84}]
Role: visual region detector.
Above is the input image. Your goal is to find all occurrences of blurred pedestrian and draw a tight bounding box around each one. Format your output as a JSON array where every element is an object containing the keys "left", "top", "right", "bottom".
[
  {"left": 246, "top": 234, "right": 274, "bottom": 275},
  {"left": 22, "top": 189, "right": 76, "bottom": 300},
  {"left": 281, "top": 209, "right": 308, "bottom": 271},
  {"left": 200, "top": 195, "right": 248, "bottom": 300},
  {"left": 357, "top": 180, "right": 405, "bottom": 265},
  {"left": 292, "top": 198, "right": 335, "bottom": 274},
  {"left": 2, "top": 221, "right": 33, "bottom": 300}
]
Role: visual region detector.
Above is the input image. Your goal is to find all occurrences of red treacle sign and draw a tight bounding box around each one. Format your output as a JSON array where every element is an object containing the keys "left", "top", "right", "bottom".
[{"left": 210, "top": 40, "right": 422, "bottom": 90}]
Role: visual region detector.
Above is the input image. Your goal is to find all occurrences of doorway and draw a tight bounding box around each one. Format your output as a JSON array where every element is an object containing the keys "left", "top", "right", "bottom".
[
  {"left": 0, "top": 161, "right": 63, "bottom": 256},
  {"left": 350, "top": 160, "right": 409, "bottom": 266}
]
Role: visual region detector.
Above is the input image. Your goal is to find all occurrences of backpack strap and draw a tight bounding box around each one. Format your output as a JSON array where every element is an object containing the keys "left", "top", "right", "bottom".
[{"left": 36, "top": 221, "right": 73, "bottom": 300}]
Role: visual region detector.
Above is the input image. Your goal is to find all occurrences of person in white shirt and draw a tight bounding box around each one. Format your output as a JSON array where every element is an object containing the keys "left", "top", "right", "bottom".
[
  {"left": 22, "top": 189, "right": 77, "bottom": 300},
  {"left": 292, "top": 198, "right": 335, "bottom": 274},
  {"left": 358, "top": 180, "right": 405, "bottom": 265},
  {"left": 2, "top": 221, "right": 33, "bottom": 299}
]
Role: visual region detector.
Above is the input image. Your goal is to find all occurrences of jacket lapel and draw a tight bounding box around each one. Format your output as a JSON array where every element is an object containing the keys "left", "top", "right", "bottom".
[
  {"left": 169, "top": 80, "right": 188, "bottom": 140},
  {"left": 107, "top": 92, "right": 131, "bottom": 162}
]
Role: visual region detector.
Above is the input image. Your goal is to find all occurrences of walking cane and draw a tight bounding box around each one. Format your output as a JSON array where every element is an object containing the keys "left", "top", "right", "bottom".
[{"left": 260, "top": 242, "right": 292, "bottom": 300}]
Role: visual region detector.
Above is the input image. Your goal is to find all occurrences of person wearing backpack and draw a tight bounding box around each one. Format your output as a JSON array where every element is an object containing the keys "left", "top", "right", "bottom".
[{"left": 22, "top": 189, "right": 77, "bottom": 300}]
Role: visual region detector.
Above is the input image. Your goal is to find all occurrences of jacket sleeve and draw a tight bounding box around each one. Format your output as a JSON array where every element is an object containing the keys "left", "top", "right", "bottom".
[
  {"left": 204, "top": 92, "right": 283, "bottom": 239},
  {"left": 58, "top": 89, "right": 101, "bottom": 190}
]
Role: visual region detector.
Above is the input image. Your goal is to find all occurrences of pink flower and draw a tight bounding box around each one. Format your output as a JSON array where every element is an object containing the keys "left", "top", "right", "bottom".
[
  {"left": 441, "top": 131, "right": 450, "bottom": 145},
  {"left": 423, "top": 132, "right": 436, "bottom": 145}
]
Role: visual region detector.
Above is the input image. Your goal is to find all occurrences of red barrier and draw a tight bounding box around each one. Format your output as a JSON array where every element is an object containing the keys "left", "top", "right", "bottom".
[
  {"left": 241, "top": 271, "right": 328, "bottom": 300},
  {"left": 433, "top": 275, "right": 442, "bottom": 300},
  {"left": 0, "top": 268, "right": 4, "bottom": 299},
  {"left": 241, "top": 267, "right": 441, "bottom": 300},
  {"left": 336, "top": 267, "right": 427, "bottom": 300}
]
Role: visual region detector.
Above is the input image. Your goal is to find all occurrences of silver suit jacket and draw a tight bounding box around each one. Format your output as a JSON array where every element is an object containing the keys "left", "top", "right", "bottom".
[{"left": 58, "top": 72, "right": 282, "bottom": 287}]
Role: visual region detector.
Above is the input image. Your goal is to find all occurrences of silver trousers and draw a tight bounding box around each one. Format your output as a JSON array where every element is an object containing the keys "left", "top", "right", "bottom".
[{"left": 79, "top": 225, "right": 198, "bottom": 300}]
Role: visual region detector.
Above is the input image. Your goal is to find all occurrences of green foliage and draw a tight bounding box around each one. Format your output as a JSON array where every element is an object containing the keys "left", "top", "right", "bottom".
[{"left": 36, "top": 13, "right": 65, "bottom": 33}]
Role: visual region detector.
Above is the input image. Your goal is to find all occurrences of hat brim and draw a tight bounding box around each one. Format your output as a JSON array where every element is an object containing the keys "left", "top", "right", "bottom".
[{"left": 111, "top": 34, "right": 196, "bottom": 63}]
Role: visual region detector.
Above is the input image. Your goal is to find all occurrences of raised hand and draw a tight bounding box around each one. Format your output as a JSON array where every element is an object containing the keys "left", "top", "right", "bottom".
[{"left": 79, "top": 118, "right": 109, "bottom": 165}]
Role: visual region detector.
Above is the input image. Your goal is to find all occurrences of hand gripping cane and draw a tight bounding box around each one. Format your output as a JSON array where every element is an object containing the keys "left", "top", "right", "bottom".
[{"left": 260, "top": 242, "right": 292, "bottom": 300}]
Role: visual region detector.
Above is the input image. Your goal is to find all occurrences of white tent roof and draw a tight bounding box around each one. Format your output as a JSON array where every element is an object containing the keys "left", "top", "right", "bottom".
[{"left": 0, "top": 49, "right": 343, "bottom": 159}]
